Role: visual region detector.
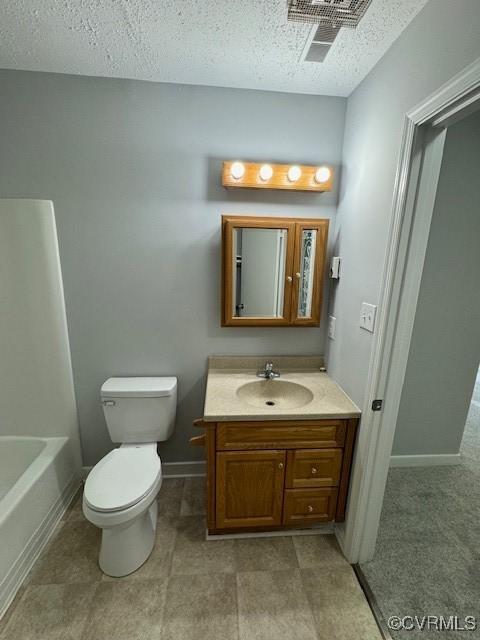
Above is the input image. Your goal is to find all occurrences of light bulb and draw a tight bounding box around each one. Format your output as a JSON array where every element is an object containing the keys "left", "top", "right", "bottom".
[
  {"left": 288, "top": 165, "right": 302, "bottom": 182},
  {"left": 259, "top": 164, "right": 273, "bottom": 181},
  {"left": 315, "top": 166, "right": 331, "bottom": 184},
  {"left": 230, "top": 162, "right": 245, "bottom": 180}
]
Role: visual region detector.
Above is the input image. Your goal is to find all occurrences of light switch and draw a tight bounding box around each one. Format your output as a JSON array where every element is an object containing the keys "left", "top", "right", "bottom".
[
  {"left": 360, "top": 303, "right": 377, "bottom": 333},
  {"left": 328, "top": 315, "right": 336, "bottom": 339},
  {"left": 330, "top": 257, "right": 341, "bottom": 279}
]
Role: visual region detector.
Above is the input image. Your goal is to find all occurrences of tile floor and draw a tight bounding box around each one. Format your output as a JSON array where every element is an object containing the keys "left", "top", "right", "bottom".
[
  {"left": 0, "top": 477, "right": 381, "bottom": 640},
  {"left": 361, "top": 377, "right": 480, "bottom": 639}
]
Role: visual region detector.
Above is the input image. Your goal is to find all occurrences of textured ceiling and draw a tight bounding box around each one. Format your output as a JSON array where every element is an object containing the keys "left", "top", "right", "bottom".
[{"left": 0, "top": 0, "right": 428, "bottom": 97}]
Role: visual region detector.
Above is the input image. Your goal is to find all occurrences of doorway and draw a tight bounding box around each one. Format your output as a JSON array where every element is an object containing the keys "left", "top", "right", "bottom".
[
  {"left": 356, "top": 108, "right": 480, "bottom": 637},
  {"left": 338, "top": 59, "right": 480, "bottom": 569}
]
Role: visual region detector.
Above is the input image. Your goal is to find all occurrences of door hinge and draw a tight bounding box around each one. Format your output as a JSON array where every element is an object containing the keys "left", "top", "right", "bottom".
[{"left": 371, "top": 399, "right": 383, "bottom": 411}]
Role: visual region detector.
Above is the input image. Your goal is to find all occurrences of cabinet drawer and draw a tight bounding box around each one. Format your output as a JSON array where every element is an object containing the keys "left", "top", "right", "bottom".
[
  {"left": 217, "top": 421, "right": 346, "bottom": 450},
  {"left": 286, "top": 449, "right": 343, "bottom": 489},
  {"left": 283, "top": 488, "right": 338, "bottom": 526}
]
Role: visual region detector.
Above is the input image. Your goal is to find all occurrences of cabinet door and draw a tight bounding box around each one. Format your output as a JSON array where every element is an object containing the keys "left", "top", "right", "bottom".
[
  {"left": 216, "top": 450, "right": 286, "bottom": 529},
  {"left": 291, "top": 220, "right": 329, "bottom": 326}
]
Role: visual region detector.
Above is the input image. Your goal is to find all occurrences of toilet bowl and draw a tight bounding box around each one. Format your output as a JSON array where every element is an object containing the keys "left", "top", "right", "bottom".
[{"left": 83, "top": 377, "right": 177, "bottom": 577}]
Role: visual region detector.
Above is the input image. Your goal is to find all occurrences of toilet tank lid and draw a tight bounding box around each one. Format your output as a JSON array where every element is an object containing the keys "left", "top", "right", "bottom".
[{"left": 101, "top": 377, "right": 177, "bottom": 398}]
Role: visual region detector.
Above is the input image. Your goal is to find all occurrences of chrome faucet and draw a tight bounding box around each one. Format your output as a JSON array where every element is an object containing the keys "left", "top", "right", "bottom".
[{"left": 256, "top": 361, "right": 280, "bottom": 381}]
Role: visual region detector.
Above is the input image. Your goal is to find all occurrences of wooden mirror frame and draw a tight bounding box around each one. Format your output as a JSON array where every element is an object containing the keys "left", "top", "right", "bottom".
[{"left": 221, "top": 215, "right": 329, "bottom": 327}]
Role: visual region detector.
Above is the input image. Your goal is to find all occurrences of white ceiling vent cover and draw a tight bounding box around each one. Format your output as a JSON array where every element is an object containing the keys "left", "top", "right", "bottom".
[
  {"left": 287, "top": 0, "right": 373, "bottom": 27},
  {"left": 294, "top": 0, "right": 373, "bottom": 64}
]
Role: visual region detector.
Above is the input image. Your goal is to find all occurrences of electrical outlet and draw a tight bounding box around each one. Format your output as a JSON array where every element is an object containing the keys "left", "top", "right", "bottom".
[
  {"left": 328, "top": 315, "right": 336, "bottom": 339},
  {"left": 360, "top": 303, "right": 377, "bottom": 333}
]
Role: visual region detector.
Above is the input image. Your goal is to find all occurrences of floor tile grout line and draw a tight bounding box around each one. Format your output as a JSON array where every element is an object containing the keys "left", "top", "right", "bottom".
[
  {"left": 165, "top": 518, "right": 178, "bottom": 578},
  {"left": 290, "top": 535, "right": 300, "bottom": 570},
  {"left": 297, "top": 564, "right": 323, "bottom": 640},
  {"left": 234, "top": 572, "right": 241, "bottom": 640},
  {"left": 156, "top": 572, "right": 170, "bottom": 640},
  {"left": 78, "top": 581, "right": 103, "bottom": 640}
]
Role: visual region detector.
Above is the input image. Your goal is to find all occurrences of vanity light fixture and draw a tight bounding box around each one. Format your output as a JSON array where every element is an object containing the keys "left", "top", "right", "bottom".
[
  {"left": 222, "top": 161, "right": 333, "bottom": 192},
  {"left": 315, "top": 166, "right": 331, "bottom": 184},
  {"left": 230, "top": 161, "right": 245, "bottom": 180},
  {"left": 259, "top": 164, "right": 274, "bottom": 181},
  {"left": 287, "top": 165, "right": 302, "bottom": 182}
]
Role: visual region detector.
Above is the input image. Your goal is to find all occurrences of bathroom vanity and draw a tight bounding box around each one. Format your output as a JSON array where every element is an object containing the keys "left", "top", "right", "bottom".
[{"left": 192, "top": 357, "right": 360, "bottom": 535}]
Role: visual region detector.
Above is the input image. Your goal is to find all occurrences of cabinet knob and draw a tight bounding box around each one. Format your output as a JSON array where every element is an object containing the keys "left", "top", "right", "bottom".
[
  {"left": 295, "top": 272, "right": 301, "bottom": 279},
  {"left": 307, "top": 505, "right": 314, "bottom": 513},
  {"left": 311, "top": 467, "right": 317, "bottom": 475},
  {"left": 286, "top": 276, "right": 293, "bottom": 283},
  {"left": 278, "top": 462, "right": 284, "bottom": 470}
]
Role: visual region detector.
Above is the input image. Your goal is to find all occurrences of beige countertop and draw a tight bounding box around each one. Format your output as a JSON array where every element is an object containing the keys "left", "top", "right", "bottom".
[{"left": 203, "top": 356, "right": 361, "bottom": 422}]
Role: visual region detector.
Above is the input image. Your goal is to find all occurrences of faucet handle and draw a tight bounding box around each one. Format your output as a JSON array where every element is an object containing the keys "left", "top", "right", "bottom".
[{"left": 265, "top": 361, "right": 274, "bottom": 371}]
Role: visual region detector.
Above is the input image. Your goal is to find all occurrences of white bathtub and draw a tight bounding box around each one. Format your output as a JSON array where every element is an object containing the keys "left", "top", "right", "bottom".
[{"left": 0, "top": 436, "right": 81, "bottom": 617}]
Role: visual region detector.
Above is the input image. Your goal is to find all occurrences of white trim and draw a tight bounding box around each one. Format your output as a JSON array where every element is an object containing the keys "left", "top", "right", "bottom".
[
  {"left": 82, "top": 460, "right": 206, "bottom": 480},
  {"left": 390, "top": 454, "right": 461, "bottom": 467},
  {"left": 410, "top": 57, "right": 480, "bottom": 124},
  {"left": 162, "top": 461, "right": 206, "bottom": 478},
  {"left": 207, "top": 523, "right": 334, "bottom": 540},
  {"left": 339, "top": 56, "right": 480, "bottom": 564},
  {"left": 0, "top": 473, "right": 81, "bottom": 620}
]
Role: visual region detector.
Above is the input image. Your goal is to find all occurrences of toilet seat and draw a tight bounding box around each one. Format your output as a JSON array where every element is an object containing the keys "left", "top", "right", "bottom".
[{"left": 84, "top": 444, "right": 161, "bottom": 513}]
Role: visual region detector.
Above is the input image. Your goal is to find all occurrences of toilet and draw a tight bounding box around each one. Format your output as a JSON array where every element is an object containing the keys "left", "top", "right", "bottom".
[{"left": 83, "top": 376, "right": 177, "bottom": 577}]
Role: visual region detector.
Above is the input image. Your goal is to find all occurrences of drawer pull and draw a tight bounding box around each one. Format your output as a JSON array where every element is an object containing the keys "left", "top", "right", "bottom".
[
  {"left": 278, "top": 463, "right": 284, "bottom": 470},
  {"left": 307, "top": 505, "right": 314, "bottom": 513},
  {"left": 311, "top": 467, "right": 318, "bottom": 475}
]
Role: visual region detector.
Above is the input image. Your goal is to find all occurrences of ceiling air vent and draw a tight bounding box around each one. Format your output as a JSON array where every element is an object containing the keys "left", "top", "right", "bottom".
[
  {"left": 305, "top": 22, "right": 340, "bottom": 62},
  {"left": 290, "top": 0, "right": 373, "bottom": 64},
  {"left": 287, "top": 0, "right": 373, "bottom": 28}
]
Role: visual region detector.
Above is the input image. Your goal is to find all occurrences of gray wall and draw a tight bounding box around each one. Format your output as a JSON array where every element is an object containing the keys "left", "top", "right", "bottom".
[
  {"left": 0, "top": 70, "right": 346, "bottom": 465},
  {"left": 326, "top": 0, "right": 480, "bottom": 413},
  {"left": 392, "top": 110, "right": 480, "bottom": 455}
]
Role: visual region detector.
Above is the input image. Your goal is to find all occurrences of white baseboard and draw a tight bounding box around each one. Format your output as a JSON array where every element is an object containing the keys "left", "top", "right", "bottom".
[
  {"left": 0, "top": 472, "right": 82, "bottom": 620},
  {"left": 82, "top": 460, "right": 206, "bottom": 479},
  {"left": 390, "top": 453, "right": 461, "bottom": 467},
  {"left": 163, "top": 461, "right": 206, "bottom": 478},
  {"left": 207, "top": 523, "right": 335, "bottom": 540}
]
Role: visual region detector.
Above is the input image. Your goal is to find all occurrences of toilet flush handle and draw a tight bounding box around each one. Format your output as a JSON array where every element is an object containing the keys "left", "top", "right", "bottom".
[{"left": 103, "top": 400, "right": 116, "bottom": 406}]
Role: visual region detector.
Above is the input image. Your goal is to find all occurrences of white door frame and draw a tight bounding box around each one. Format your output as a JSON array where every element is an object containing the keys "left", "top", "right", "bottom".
[{"left": 336, "top": 57, "right": 480, "bottom": 564}]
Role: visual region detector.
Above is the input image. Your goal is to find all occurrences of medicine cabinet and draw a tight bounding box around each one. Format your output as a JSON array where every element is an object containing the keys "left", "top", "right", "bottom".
[{"left": 222, "top": 215, "right": 329, "bottom": 327}]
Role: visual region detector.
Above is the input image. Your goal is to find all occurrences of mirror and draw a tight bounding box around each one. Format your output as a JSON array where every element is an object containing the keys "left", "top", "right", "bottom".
[
  {"left": 222, "top": 216, "right": 329, "bottom": 327},
  {"left": 233, "top": 228, "right": 287, "bottom": 318},
  {"left": 297, "top": 229, "right": 317, "bottom": 319}
]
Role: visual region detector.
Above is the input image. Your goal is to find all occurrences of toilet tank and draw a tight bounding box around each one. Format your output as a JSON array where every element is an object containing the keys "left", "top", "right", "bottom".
[{"left": 101, "top": 377, "right": 177, "bottom": 443}]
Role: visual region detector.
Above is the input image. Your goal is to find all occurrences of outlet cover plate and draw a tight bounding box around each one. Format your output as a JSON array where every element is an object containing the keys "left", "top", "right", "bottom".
[{"left": 328, "top": 315, "right": 336, "bottom": 339}]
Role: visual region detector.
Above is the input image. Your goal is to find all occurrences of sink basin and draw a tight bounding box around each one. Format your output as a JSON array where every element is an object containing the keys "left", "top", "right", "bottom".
[{"left": 236, "top": 380, "right": 315, "bottom": 410}]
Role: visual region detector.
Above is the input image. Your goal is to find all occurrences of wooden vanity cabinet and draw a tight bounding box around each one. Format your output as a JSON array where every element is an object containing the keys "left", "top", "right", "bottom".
[{"left": 192, "top": 417, "right": 359, "bottom": 534}]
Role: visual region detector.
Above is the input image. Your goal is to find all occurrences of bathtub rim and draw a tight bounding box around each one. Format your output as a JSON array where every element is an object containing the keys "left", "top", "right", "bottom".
[{"left": 0, "top": 436, "right": 69, "bottom": 524}]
